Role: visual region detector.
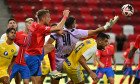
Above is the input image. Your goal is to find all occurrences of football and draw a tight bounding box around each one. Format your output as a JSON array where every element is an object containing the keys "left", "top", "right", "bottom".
[{"left": 121, "top": 4, "right": 134, "bottom": 17}]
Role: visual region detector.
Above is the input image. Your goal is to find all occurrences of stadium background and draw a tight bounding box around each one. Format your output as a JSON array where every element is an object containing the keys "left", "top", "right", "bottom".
[{"left": 0, "top": 0, "right": 140, "bottom": 83}]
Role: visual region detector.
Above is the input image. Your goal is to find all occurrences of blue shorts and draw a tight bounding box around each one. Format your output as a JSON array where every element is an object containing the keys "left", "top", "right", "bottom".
[
  {"left": 123, "top": 67, "right": 133, "bottom": 76},
  {"left": 96, "top": 67, "right": 114, "bottom": 79},
  {"left": 135, "top": 69, "right": 140, "bottom": 79},
  {"left": 25, "top": 51, "right": 44, "bottom": 76},
  {"left": 10, "top": 64, "right": 30, "bottom": 79}
]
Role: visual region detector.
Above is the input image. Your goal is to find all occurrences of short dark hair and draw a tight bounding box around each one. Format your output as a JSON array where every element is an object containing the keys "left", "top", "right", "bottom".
[
  {"left": 8, "top": 18, "right": 16, "bottom": 23},
  {"left": 51, "top": 23, "right": 57, "bottom": 27},
  {"left": 65, "top": 17, "right": 75, "bottom": 28},
  {"left": 36, "top": 9, "right": 49, "bottom": 20},
  {"left": 6, "top": 28, "right": 16, "bottom": 34},
  {"left": 96, "top": 33, "right": 109, "bottom": 40}
]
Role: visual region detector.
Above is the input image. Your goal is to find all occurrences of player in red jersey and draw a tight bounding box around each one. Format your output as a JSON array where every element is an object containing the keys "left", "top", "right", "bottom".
[
  {"left": 93, "top": 36, "right": 116, "bottom": 84},
  {"left": 120, "top": 42, "right": 136, "bottom": 84},
  {"left": 10, "top": 18, "right": 34, "bottom": 84},
  {"left": 122, "top": 35, "right": 140, "bottom": 84},
  {"left": 25, "top": 9, "right": 69, "bottom": 84}
]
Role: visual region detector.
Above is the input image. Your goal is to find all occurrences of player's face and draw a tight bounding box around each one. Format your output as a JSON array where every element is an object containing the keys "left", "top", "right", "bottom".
[
  {"left": 7, "top": 20, "right": 17, "bottom": 29},
  {"left": 25, "top": 20, "right": 34, "bottom": 30},
  {"left": 97, "top": 38, "right": 108, "bottom": 50},
  {"left": 107, "top": 39, "right": 110, "bottom": 46},
  {"left": 7, "top": 30, "right": 16, "bottom": 40},
  {"left": 44, "top": 13, "right": 51, "bottom": 26},
  {"left": 72, "top": 20, "right": 76, "bottom": 28}
]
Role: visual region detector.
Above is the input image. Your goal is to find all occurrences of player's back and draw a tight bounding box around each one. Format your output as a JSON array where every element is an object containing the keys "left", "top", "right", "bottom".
[
  {"left": 64, "top": 38, "right": 97, "bottom": 70},
  {"left": 0, "top": 40, "right": 18, "bottom": 70},
  {"left": 14, "top": 31, "right": 28, "bottom": 65},
  {"left": 26, "top": 22, "right": 50, "bottom": 55}
]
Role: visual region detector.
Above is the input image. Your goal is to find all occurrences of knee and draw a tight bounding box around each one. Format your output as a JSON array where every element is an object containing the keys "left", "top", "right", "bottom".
[{"left": 3, "top": 79, "right": 10, "bottom": 84}]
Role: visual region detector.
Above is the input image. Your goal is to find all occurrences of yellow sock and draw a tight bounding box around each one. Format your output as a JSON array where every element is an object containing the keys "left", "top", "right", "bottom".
[{"left": 103, "top": 74, "right": 108, "bottom": 84}]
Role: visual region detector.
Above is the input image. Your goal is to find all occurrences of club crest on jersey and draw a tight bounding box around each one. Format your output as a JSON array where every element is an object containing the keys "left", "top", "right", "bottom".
[
  {"left": 45, "top": 27, "right": 50, "bottom": 30},
  {"left": 4, "top": 51, "right": 8, "bottom": 56},
  {"left": 11, "top": 49, "right": 14, "bottom": 52}
]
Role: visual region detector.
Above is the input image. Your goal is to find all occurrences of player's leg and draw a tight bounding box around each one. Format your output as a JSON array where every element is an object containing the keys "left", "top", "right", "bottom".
[
  {"left": 50, "top": 77, "right": 60, "bottom": 84},
  {"left": 120, "top": 75, "right": 126, "bottom": 84},
  {"left": 129, "top": 75, "right": 133, "bottom": 84},
  {"left": 10, "top": 64, "right": 21, "bottom": 84},
  {"left": 0, "top": 76, "right": 10, "bottom": 84},
  {"left": 133, "top": 69, "right": 140, "bottom": 84},
  {"left": 19, "top": 65, "right": 30, "bottom": 84},
  {"left": 106, "top": 67, "right": 114, "bottom": 84},
  {"left": 133, "top": 77, "right": 140, "bottom": 84},
  {"left": 24, "top": 54, "right": 42, "bottom": 84},
  {"left": 66, "top": 79, "right": 74, "bottom": 84},
  {"left": 128, "top": 67, "right": 133, "bottom": 84},
  {"left": 103, "top": 74, "right": 108, "bottom": 84}
]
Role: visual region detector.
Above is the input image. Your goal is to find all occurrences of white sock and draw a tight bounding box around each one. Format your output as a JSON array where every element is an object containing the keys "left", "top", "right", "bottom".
[{"left": 51, "top": 70, "right": 57, "bottom": 75}]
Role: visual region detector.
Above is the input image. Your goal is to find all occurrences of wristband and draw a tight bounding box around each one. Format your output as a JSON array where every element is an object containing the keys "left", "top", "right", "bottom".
[
  {"left": 63, "top": 16, "right": 67, "bottom": 19},
  {"left": 124, "top": 59, "right": 130, "bottom": 64}
]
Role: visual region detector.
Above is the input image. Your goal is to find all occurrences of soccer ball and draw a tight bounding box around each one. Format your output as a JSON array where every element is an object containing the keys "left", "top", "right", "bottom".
[{"left": 121, "top": 4, "right": 134, "bottom": 17}]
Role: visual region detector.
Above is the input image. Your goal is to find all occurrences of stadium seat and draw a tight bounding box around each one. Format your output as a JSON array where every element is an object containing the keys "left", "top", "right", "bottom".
[
  {"left": 130, "top": 17, "right": 140, "bottom": 25},
  {"left": 5, "top": 0, "right": 18, "bottom": 5},
  {"left": 128, "top": 34, "right": 137, "bottom": 42},
  {"left": 45, "top": 7, "right": 57, "bottom": 14},
  {"left": 80, "top": 7, "right": 90, "bottom": 16},
  {"left": 110, "top": 1, "right": 121, "bottom": 8},
  {"left": 87, "top": 24, "right": 99, "bottom": 30},
  {"left": 133, "top": 1, "right": 140, "bottom": 9},
  {"left": 41, "top": 0, "right": 52, "bottom": 8},
  {"left": 19, "top": 0, "right": 29, "bottom": 6},
  {"left": 95, "top": 16, "right": 107, "bottom": 25},
  {"left": 135, "top": 9, "right": 140, "bottom": 17},
  {"left": 25, "top": 14, "right": 36, "bottom": 21},
  {"left": 50, "top": 15, "right": 60, "bottom": 23},
  {"left": 105, "top": 33, "right": 116, "bottom": 43},
  {"left": 52, "top": 0, "right": 64, "bottom": 7},
  {"left": 33, "top": 5, "right": 43, "bottom": 14},
  {"left": 123, "top": 25, "right": 134, "bottom": 36},
  {"left": 22, "top": 6, "right": 33, "bottom": 15},
  {"left": 74, "top": 15, "right": 85, "bottom": 24},
  {"left": 77, "top": 24, "right": 87, "bottom": 30},
  {"left": 69, "top": 7, "right": 80, "bottom": 16},
  {"left": 14, "top": 14, "right": 25, "bottom": 22},
  {"left": 83, "top": 16, "right": 94, "bottom": 25},
  {"left": 118, "top": 17, "right": 130, "bottom": 25},
  {"left": 10, "top": 5, "right": 22, "bottom": 14},
  {"left": 55, "top": 6, "right": 67, "bottom": 15},
  {"left": 112, "top": 25, "right": 122, "bottom": 35},
  {"left": 29, "top": 0, "right": 41, "bottom": 6},
  {"left": 98, "top": 1, "right": 110, "bottom": 8},
  {"left": 90, "top": 8, "right": 103, "bottom": 16},
  {"left": 103, "top": 8, "right": 114, "bottom": 18},
  {"left": 63, "top": 0, "right": 75, "bottom": 7},
  {"left": 135, "top": 26, "right": 140, "bottom": 34},
  {"left": 114, "top": 8, "right": 123, "bottom": 17},
  {"left": 87, "top": 0, "right": 98, "bottom": 8},
  {"left": 75, "top": 0, "right": 87, "bottom": 7}
]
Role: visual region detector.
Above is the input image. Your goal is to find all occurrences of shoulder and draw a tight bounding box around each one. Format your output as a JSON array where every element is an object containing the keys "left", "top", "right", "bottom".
[
  {"left": 13, "top": 43, "right": 19, "bottom": 50},
  {"left": 0, "top": 40, "right": 5, "bottom": 44},
  {"left": 1, "top": 33, "right": 6, "bottom": 37},
  {"left": 136, "top": 35, "right": 140, "bottom": 40}
]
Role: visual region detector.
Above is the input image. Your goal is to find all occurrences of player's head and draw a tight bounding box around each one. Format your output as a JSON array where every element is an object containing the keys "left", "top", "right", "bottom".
[
  {"left": 36, "top": 9, "right": 51, "bottom": 26},
  {"left": 96, "top": 33, "right": 109, "bottom": 50},
  {"left": 7, "top": 18, "right": 17, "bottom": 29},
  {"left": 65, "top": 17, "right": 76, "bottom": 29},
  {"left": 6, "top": 28, "right": 16, "bottom": 40},
  {"left": 106, "top": 34, "right": 110, "bottom": 46},
  {"left": 25, "top": 18, "right": 34, "bottom": 30},
  {"left": 130, "top": 42, "right": 135, "bottom": 49}
]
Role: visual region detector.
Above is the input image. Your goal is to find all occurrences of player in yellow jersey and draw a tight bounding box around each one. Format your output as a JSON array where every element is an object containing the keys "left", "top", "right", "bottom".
[
  {"left": 63, "top": 33, "right": 109, "bottom": 84},
  {"left": 0, "top": 28, "right": 19, "bottom": 84}
]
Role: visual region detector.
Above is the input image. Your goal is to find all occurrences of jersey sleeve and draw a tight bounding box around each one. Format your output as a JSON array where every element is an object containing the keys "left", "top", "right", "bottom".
[
  {"left": 134, "top": 35, "right": 140, "bottom": 49},
  {"left": 74, "top": 29, "right": 88, "bottom": 39},
  {"left": 96, "top": 50, "right": 101, "bottom": 57},
  {"left": 0, "top": 33, "right": 6, "bottom": 41},
  {"left": 37, "top": 24, "right": 51, "bottom": 34},
  {"left": 123, "top": 50, "right": 128, "bottom": 58},
  {"left": 13, "top": 43, "right": 19, "bottom": 56},
  {"left": 82, "top": 45, "right": 97, "bottom": 61}
]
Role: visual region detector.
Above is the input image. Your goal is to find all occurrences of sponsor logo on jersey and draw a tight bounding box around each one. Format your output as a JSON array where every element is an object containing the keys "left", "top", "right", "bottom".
[
  {"left": 11, "top": 49, "right": 14, "bottom": 52},
  {"left": 4, "top": 51, "right": 8, "bottom": 56}
]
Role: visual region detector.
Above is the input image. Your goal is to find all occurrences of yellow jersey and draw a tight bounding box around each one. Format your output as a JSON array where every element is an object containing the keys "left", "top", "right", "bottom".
[
  {"left": 0, "top": 40, "right": 19, "bottom": 70},
  {"left": 63, "top": 38, "right": 97, "bottom": 71}
]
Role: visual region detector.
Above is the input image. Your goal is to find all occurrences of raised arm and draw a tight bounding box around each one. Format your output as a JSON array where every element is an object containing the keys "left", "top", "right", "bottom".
[
  {"left": 8, "top": 56, "right": 16, "bottom": 74},
  {"left": 49, "top": 10, "right": 70, "bottom": 33},
  {"left": 88, "top": 16, "right": 119, "bottom": 36},
  {"left": 96, "top": 56, "right": 104, "bottom": 68}
]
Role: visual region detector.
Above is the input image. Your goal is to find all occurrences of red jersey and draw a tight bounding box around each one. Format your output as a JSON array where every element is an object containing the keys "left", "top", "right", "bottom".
[
  {"left": 26, "top": 22, "right": 51, "bottom": 55},
  {"left": 14, "top": 31, "right": 27, "bottom": 66},
  {"left": 123, "top": 48, "right": 135, "bottom": 67},
  {"left": 134, "top": 35, "right": 140, "bottom": 69},
  {"left": 96, "top": 45, "right": 115, "bottom": 68}
]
